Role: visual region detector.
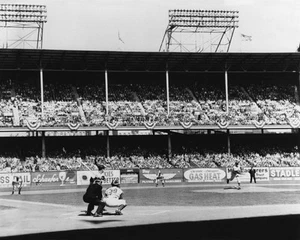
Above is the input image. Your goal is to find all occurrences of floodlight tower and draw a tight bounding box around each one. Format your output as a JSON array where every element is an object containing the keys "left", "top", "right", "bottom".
[
  {"left": 159, "top": 9, "right": 239, "bottom": 53},
  {"left": 0, "top": 4, "right": 47, "bottom": 49}
]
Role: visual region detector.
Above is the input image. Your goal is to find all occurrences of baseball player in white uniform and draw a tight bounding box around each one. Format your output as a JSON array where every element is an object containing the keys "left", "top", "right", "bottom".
[
  {"left": 227, "top": 162, "right": 242, "bottom": 189},
  {"left": 12, "top": 175, "right": 22, "bottom": 194},
  {"left": 102, "top": 179, "right": 127, "bottom": 215}
]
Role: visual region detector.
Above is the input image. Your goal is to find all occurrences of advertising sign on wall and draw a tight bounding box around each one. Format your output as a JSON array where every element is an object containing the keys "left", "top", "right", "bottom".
[
  {"left": 0, "top": 172, "right": 31, "bottom": 188},
  {"left": 31, "top": 171, "right": 77, "bottom": 186},
  {"left": 269, "top": 167, "right": 300, "bottom": 181},
  {"left": 120, "top": 169, "right": 139, "bottom": 184},
  {"left": 226, "top": 167, "right": 269, "bottom": 182},
  {"left": 139, "top": 168, "right": 183, "bottom": 183},
  {"left": 184, "top": 168, "right": 226, "bottom": 182},
  {"left": 77, "top": 170, "right": 120, "bottom": 186}
]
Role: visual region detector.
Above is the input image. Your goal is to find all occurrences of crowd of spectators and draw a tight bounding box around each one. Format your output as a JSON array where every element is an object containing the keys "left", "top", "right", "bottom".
[
  {"left": 0, "top": 99, "right": 15, "bottom": 127},
  {"left": 248, "top": 84, "right": 299, "bottom": 125},
  {"left": 0, "top": 80, "right": 15, "bottom": 126},
  {"left": 192, "top": 83, "right": 298, "bottom": 125},
  {"left": 0, "top": 79, "right": 298, "bottom": 127},
  {"left": 1, "top": 144, "right": 300, "bottom": 173},
  {"left": 13, "top": 81, "right": 82, "bottom": 127}
]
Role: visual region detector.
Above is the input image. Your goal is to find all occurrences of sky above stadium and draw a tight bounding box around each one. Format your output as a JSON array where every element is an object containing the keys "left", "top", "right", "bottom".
[{"left": 0, "top": 0, "right": 300, "bottom": 53}]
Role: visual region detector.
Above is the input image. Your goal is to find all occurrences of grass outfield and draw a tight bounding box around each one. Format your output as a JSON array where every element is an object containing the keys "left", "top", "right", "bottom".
[{"left": 0, "top": 183, "right": 300, "bottom": 239}]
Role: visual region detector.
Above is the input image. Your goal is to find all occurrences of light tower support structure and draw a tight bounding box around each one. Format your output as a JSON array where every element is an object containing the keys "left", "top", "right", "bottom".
[
  {"left": 159, "top": 9, "right": 239, "bottom": 53},
  {"left": 0, "top": 4, "right": 47, "bottom": 49}
]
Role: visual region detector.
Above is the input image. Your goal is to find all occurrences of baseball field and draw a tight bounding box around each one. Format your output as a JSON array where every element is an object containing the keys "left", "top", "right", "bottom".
[{"left": 1, "top": 182, "right": 300, "bottom": 240}]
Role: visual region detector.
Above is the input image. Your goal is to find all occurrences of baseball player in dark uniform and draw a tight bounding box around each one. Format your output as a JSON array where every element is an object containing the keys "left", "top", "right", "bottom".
[
  {"left": 249, "top": 165, "right": 257, "bottom": 183},
  {"left": 83, "top": 177, "right": 106, "bottom": 217}
]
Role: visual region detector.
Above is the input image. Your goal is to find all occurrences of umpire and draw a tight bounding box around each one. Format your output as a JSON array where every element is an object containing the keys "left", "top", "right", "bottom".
[
  {"left": 249, "top": 165, "right": 256, "bottom": 183},
  {"left": 83, "top": 177, "right": 105, "bottom": 216}
]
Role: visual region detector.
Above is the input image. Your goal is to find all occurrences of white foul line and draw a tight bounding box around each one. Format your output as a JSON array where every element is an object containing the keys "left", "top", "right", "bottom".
[
  {"left": 0, "top": 198, "right": 76, "bottom": 209},
  {"left": 149, "top": 210, "right": 170, "bottom": 215}
]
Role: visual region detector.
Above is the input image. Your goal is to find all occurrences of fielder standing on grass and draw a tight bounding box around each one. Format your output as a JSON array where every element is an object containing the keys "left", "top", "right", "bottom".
[
  {"left": 227, "top": 162, "right": 242, "bottom": 190},
  {"left": 155, "top": 169, "right": 165, "bottom": 187},
  {"left": 11, "top": 174, "right": 22, "bottom": 195}
]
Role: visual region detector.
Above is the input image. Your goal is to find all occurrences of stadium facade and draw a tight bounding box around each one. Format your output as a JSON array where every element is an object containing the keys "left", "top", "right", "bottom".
[{"left": 0, "top": 49, "right": 300, "bottom": 158}]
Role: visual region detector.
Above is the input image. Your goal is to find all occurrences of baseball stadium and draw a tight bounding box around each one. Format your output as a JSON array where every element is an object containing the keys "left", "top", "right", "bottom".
[{"left": 0, "top": 4, "right": 300, "bottom": 240}]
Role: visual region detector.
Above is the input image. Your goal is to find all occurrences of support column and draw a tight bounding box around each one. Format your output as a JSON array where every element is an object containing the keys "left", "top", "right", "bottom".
[
  {"left": 105, "top": 69, "right": 109, "bottom": 115},
  {"left": 227, "top": 129, "right": 231, "bottom": 154},
  {"left": 41, "top": 131, "right": 46, "bottom": 158},
  {"left": 298, "top": 131, "right": 300, "bottom": 153},
  {"left": 166, "top": 69, "right": 170, "bottom": 116},
  {"left": 225, "top": 70, "right": 229, "bottom": 114},
  {"left": 297, "top": 69, "right": 300, "bottom": 153},
  {"left": 297, "top": 71, "right": 300, "bottom": 104},
  {"left": 106, "top": 130, "right": 110, "bottom": 158},
  {"left": 40, "top": 68, "right": 44, "bottom": 119},
  {"left": 167, "top": 131, "right": 172, "bottom": 161},
  {"left": 296, "top": 71, "right": 300, "bottom": 152}
]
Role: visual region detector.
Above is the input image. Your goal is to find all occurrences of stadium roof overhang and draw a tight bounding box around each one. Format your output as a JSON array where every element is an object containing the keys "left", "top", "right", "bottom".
[{"left": 0, "top": 49, "right": 300, "bottom": 73}]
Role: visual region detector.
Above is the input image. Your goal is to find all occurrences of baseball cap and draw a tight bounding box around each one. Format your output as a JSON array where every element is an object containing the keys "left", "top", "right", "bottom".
[{"left": 93, "top": 177, "right": 102, "bottom": 183}]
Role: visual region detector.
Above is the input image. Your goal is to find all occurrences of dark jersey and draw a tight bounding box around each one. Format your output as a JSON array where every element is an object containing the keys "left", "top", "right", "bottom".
[
  {"left": 83, "top": 183, "right": 103, "bottom": 203},
  {"left": 249, "top": 168, "right": 256, "bottom": 176},
  {"left": 156, "top": 171, "right": 164, "bottom": 179}
]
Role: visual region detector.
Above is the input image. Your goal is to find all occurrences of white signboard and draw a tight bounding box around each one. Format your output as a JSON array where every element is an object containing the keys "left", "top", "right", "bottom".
[
  {"left": 0, "top": 172, "right": 31, "bottom": 188},
  {"left": 184, "top": 168, "right": 226, "bottom": 182},
  {"left": 269, "top": 167, "right": 300, "bottom": 180},
  {"left": 77, "top": 170, "right": 120, "bottom": 186}
]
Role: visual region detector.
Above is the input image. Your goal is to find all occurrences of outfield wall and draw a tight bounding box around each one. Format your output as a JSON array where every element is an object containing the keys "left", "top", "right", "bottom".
[{"left": 1, "top": 167, "right": 300, "bottom": 188}]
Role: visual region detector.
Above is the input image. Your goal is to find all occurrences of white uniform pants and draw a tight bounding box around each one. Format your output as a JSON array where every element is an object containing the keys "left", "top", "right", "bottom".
[{"left": 103, "top": 197, "right": 126, "bottom": 207}]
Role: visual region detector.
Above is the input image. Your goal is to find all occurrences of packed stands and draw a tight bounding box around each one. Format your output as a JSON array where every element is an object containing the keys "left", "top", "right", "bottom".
[
  {"left": 247, "top": 83, "right": 299, "bottom": 125},
  {"left": 0, "top": 78, "right": 296, "bottom": 127},
  {"left": 0, "top": 76, "right": 298, "bottom": 172},
  {"left": 14, "top": 80, "right": 82, "bottom": 127},
  {"left": 1, "top": 141, "right": 300, "bottom": 172},
  {"left": 1, "top": 150, "right": 300, "bottom": 172}
]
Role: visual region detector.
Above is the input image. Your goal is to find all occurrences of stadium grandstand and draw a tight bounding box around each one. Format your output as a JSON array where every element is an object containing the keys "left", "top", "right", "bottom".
[
  {"left": 2, "top": 4, "right": 300, "bottom": 240},
  {"left": 0, "top": 49, "right": 300, "bottom": 172}
]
